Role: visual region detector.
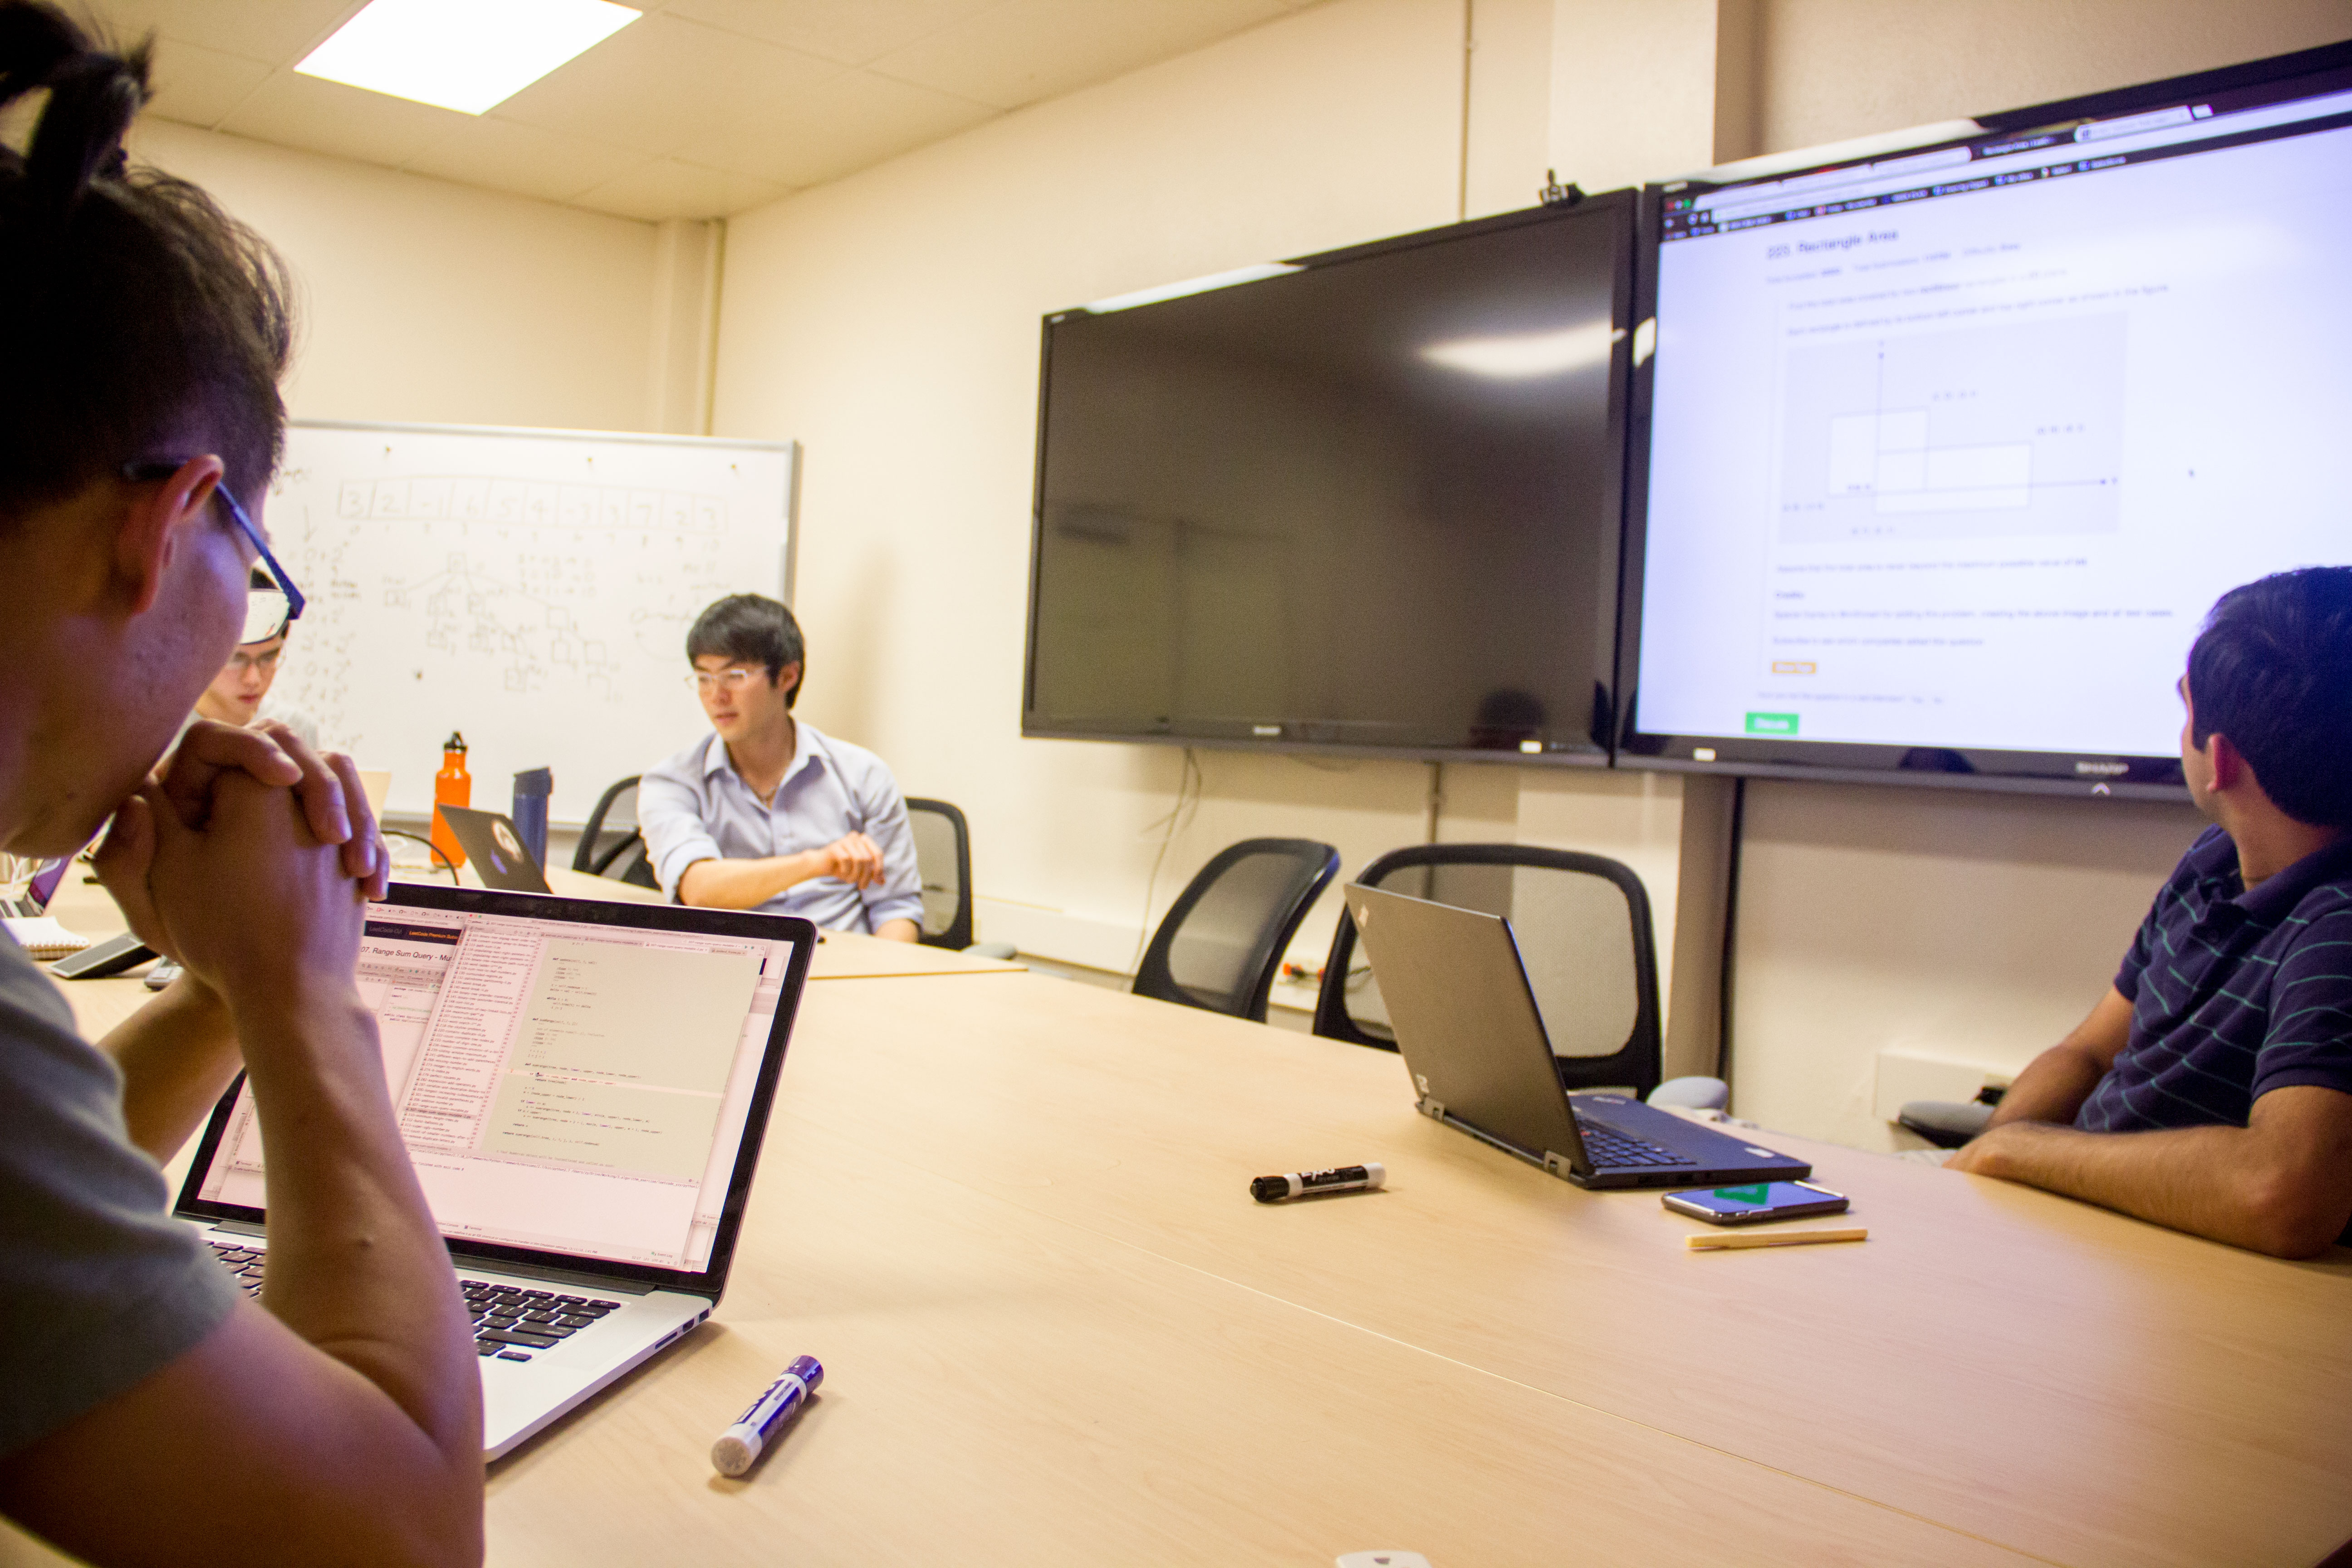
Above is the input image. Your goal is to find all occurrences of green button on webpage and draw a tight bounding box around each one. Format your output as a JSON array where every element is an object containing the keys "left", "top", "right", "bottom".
[{"left": 1744, "top": 711, "right": 1799, "bottom": 735}]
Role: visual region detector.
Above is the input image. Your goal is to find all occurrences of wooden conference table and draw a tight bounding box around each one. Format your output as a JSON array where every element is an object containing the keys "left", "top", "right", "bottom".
[{"left": 21, "top": 878, "right": 2352, "bottom": 1565}]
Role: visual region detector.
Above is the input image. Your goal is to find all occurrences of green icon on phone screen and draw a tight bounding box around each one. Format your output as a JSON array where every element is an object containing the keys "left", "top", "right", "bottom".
[{"left": 1715, "top": 1185, "right": 1771, "bottom": 1204}]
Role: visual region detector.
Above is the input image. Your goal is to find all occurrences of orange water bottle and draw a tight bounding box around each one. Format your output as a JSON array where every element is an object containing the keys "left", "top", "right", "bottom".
[{"left": 431, "top": 731, "right": 471, "bottom": 869}]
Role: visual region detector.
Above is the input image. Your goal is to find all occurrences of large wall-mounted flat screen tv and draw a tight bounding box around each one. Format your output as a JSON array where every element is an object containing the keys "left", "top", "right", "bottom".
[
  {"left": 1025, "top": 195, "right": 1634, "bottom": 763},
  {"left": 1618, "top": 42, "right": 2352, "bottom": 798}
]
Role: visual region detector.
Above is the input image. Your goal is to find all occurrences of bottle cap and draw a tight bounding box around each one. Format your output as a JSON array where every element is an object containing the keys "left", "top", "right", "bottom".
[{"left": 444, "top": 731, "right": 467, "bottom": 752}]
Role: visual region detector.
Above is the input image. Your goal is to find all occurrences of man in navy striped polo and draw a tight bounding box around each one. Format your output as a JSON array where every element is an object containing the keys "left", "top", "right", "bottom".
[{"left": 1949, "top": 568, "right": 2352, "bottom": 1258}]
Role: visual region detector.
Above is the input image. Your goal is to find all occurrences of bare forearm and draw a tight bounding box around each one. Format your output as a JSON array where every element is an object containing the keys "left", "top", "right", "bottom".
[
  {"left": 101, "top": 975, "right": 245, "bottom": 1162},
  {"left": 1983, "top": 1045, "right": 2108, "bottom": 1129},
  {"left": 235, "top": 989, "right": 480, "bottom": 1458},
  {"left": 1985, "top": 987, "right": 2136, "bottom": 1130},
  {"left": 876, "top": 917, "right": 919, "bottom": 944},
  {"left": 677, "top": 852, "right": 821, "bottom": 909},
  {"left": 1952, "top": 1120, "right": 2335, "bottom": 1257}
]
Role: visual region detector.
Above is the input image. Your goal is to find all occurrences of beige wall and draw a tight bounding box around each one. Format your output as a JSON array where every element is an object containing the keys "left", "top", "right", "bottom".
[
  {"left": 119, "top": 0, "right": 2348, "bottom": 1147},
  {"left": 707, "top": 0, "right": 2343, "bottom": 1145},
  {"left": 1755, "top": 0, "right": 2352, "bottom": 156},
  {"left": 712, "top": 0, "right": 1712, "bottom": 1041},
  {"left": 127, "top": 121, "right": 662, "bottom": 432}
]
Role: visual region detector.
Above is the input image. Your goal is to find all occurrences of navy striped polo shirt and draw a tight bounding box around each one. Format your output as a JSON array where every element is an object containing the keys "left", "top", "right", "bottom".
[{"left": 2080, "top": 824, "right": 2352, "bottom": 1134}]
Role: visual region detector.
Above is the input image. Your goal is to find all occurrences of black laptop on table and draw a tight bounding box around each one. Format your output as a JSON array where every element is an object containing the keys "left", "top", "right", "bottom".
[
  {"left": 1343, "top": 883, "right": 1810, "bottom": 1189},
  {"left": 437, "top": 804, "right": 554, "bottom": 893},
  {"left": 174, "top": 882, "right": 815, "bottom": 1458}
]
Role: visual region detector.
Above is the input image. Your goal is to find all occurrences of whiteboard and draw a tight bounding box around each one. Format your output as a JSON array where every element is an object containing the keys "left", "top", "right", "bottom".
[{"left": 265, "top": 421, "right": 797, "bottom": 825}]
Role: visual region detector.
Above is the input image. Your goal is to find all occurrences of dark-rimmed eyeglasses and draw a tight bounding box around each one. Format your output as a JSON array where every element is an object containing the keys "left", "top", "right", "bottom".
[{"left": 119, "top": 461, "right": 304, "bottom": 641}]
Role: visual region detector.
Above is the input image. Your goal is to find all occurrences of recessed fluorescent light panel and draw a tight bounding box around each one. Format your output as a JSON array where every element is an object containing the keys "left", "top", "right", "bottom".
[
  {"left": 296, "top": 0, "right": 641, "bottom": 115},
  {"left": 1084, "top": 263, "right": 1303, "bottom": 314},
  {"left": 1420, "top": 321, "right": 1620, "bottom": 379}
]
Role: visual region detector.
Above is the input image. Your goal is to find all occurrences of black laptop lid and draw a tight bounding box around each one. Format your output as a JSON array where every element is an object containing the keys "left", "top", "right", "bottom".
[
  {"left": 176, "top": 883, "right": 815, "bottom": 1302},
  {"left": 1344, "top": 883, "right": 1589, "bottom": 1166},
  {"left": 438, "top": 806, "right": 552, "bottom": 893}
]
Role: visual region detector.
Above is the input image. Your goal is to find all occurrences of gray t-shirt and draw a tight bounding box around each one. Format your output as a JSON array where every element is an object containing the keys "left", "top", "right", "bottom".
[{"left": 0, "top": 934, "right": 239, "bottom": 1458}]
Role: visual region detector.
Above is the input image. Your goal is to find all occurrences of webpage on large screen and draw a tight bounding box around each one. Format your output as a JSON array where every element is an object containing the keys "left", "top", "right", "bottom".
[
  {"left": 196, "top": 907, "right": 797, "bottom": 1272},
  {"left": 1636, "top": 77, "right": 2352, "bottom": 755}
]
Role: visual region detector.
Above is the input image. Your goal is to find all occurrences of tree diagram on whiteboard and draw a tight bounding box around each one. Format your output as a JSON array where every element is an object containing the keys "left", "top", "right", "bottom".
[{"left": 267, "top": 469, "right": 746, "bottom": 772}]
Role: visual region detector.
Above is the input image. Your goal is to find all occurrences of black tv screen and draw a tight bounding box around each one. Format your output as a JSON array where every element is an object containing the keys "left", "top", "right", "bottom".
[
  {"left": 1024, "top": 195, "right": 1634, "bottom": 762},
  {"left": 1618, "top": 41, "right": 2352, "bottom": 798}
]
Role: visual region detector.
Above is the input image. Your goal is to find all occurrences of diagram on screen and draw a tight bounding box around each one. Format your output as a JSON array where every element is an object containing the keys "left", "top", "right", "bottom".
[{"left": 1778, "top": 313, "right": 2125, "bottom": 543}]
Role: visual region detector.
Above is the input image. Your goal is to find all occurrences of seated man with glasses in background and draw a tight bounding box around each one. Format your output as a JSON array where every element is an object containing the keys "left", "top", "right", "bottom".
[
  {"left": 637, "top": 593, "right": 923, "bottom": 941},
  {"left": 178, "top": 568, "right": 320, "bottom": 750}
]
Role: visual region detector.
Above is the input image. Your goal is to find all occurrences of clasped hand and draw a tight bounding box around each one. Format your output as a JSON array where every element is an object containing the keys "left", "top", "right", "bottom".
[
  {"left": 93, "top": 720, "right": 387, "bottom": 1004},
  {"left": 815, "top": 831, "right": 888, "bottom": 889}
]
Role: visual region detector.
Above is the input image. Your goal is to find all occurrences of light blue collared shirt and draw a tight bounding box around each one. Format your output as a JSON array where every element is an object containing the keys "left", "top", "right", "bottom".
[{"left": 637, "top": 721, "right": 924, "bottom": 935}]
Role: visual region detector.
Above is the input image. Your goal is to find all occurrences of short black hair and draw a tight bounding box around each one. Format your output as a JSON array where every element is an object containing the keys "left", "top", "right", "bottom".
[
  {"left": 0, "top": 3, "right": 293, "bottom": 527},
  {"left": 2187, "top": 566, "right": 2352, "bottom": 828},
  {"left": 687, "top": 593, "right": 804, "bottom": 708}
]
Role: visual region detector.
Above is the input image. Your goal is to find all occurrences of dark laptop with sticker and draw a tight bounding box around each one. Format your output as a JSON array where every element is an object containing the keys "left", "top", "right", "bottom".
[
  {"left": 1343, "top": 883, "right": 1810, "bottom": 1189},
  {"left": 438, "top": 804, "right": 553, "bottom": 893}
]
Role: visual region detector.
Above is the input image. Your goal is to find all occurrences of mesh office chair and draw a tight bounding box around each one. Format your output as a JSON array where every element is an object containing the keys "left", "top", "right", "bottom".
[
  {"left": 905, "top": 797, "right": 975, "bottom": 950},
  {"left": 1132, "top": 838, "right": 1341, "bottom": 1024},
  {"left": 903, "top": 798, "right": 1017, "bottom": 957},
  {"left": 1312, "top": 843, "right": 1666, "bottom": 1100},
  {"left": 574, "top": 775, "right": 659, "bottom": 890}
]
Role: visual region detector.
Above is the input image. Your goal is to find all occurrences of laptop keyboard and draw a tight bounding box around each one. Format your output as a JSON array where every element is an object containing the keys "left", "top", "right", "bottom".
[
  {"left": 205, "top": 1242, "right": 621, "bottom": 1364},
  {"left": 1572, "top": 1115, "right": 1696, "bottom": 1169},
  {"left": 461, "top": 1278, "right": 621, "bottom": 1362}
]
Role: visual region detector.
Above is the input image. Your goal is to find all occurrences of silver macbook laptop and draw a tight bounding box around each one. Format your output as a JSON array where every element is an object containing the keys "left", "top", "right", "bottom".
[
  {"left": 174, "top": 883, "right": 815, "bottom": 1458},
  {"left": 1343, "top": 883, "right": 1810, "bottom": 1189}
]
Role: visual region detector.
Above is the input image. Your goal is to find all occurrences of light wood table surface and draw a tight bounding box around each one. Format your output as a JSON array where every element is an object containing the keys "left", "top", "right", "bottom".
[
  {"left": 606, "top": 972, "right": 2342, "bottom": 1568},
  {"left": 20, "top": 887, "right": 2346, "bottom": 1564}
]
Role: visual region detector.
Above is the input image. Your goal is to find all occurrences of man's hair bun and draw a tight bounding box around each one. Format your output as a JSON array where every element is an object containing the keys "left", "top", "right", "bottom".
[{"left": 0, "top": 0, "right": 293, "bottom": 530}]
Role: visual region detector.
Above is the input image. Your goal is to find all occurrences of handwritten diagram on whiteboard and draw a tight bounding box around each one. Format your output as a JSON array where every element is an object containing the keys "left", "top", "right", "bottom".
[{"left": 266, "top": 421, "right": 796, "bottom": 825}]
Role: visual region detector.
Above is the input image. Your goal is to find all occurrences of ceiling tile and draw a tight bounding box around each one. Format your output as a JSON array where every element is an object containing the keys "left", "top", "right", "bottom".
[
  {"left": 139, "top": 36, "right": 274, "bottom": 129},
  {"left": 490, "top": 14, "right": 845, "bottom": 158},
  {"left": 572, "top": 157, "right": 789, "bottom": 221},
  {"left": 217, "top": 69, "right": 470, "bottom": 171},
  {"left": 667, "top": 67, "right": 996, "bottom": 188},
  {"left": 868, "top": 0, "right": 1294, "bottom": 110},
  {"left": 402, "top": 116, "right": 647, "bottom": 204},
  {"left": 80, "top": 0, "right": 359, "bottom": 64},
  {"left": 658, "top": 0, "right": 1001, "bottom": 68}
]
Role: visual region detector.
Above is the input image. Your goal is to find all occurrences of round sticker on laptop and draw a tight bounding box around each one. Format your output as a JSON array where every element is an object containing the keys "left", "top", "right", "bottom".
[{"left": 493, "top": 820, "right": 523, "bottom": 858}]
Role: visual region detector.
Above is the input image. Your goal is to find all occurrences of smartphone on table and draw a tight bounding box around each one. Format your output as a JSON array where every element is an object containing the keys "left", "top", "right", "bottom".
[{"left": 1663, "top": 1181, "right": 1850, "bottom": 1225}]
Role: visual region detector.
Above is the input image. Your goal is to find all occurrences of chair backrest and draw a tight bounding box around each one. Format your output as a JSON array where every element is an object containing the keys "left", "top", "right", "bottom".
[
  {"left": 1312, "top": 843, "right": 1662, "bottom": 1098},
  {"left": 574, "top": 775, "right": 658, "bottom": 889},
  {"left": 903, "top": 797, "right": 974, "bottom": 950},
  {"left": 1132, "top": 838, "right": 1340, "bottom": 1024}
]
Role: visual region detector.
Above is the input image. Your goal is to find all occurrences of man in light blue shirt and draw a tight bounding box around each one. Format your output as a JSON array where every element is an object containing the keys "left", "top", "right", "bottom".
[{"left": 638, "top": 594, "right": 923, "bottom": 940}]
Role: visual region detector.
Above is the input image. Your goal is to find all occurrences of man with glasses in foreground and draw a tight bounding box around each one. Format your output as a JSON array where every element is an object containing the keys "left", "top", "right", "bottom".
[{"left": 638, "top": 593, "right": 922, "bottom": 940}]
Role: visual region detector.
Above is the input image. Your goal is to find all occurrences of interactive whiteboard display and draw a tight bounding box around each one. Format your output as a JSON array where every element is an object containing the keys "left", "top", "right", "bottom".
[{"left": 1627, "top": 55, "right": 2352, "bottom": 785}]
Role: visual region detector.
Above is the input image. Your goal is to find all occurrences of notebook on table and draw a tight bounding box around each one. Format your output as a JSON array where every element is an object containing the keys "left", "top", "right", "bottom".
[
  {"left": 1343, "top": 883, "right": 1810, "bottom": 1189},
  {"left": 174, "top": 882, "right": 816, "bottom": 1458}
]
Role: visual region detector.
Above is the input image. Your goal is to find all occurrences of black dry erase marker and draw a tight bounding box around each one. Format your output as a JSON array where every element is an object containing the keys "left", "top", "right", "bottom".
[{"left": 1250, "top": 1162, "right": 1386, "bottom": 1202}]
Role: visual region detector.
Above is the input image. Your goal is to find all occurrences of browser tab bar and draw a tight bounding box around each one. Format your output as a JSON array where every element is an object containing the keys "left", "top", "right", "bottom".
[{"left": 2074, "top": 105, "right": 2196, "bottom": 141}]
